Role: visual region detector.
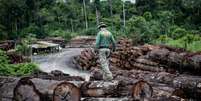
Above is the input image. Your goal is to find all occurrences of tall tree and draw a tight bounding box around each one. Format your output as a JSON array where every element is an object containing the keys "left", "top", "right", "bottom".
[
  {"left": 83, "top": 0, "right": 88, "bottom": 30},
  {"left": 122, "top": 0, "right": 126, "bottom": 28},
  {"left": 94, "top": 0, "right": 101, "bottom": 26},
  {"left": 108, "top": 0, "right": 113, "bottom": 29}
]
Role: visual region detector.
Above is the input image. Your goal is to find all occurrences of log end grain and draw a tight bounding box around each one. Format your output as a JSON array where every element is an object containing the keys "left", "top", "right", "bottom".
[
  {"left": 53, "top": 81, "right": 81, "bottom": 101},
  {"left": 13, "top": 77, "right": 42, "bottom": 101},
  {"left": 132, "top": 80, "right": 153, "bottom": 100}
]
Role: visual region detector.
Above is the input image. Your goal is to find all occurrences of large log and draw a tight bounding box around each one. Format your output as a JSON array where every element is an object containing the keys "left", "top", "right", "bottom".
[
  {"left": 81, "top": 96, "right": 184, "bottom": 101},
  {"left": 132, "top": 80, "right": 153, "bottom": 100},
  {"left": 0, "top": 76, "right": 189, "bottom": 100},
  {"left": 147, "top": 48, "right": 201, "bottom": 75},
  {"left": 80, "top": 81, "right": 119, "bottom": 97},
  {"left": 0, "top": 77, "right": 121, "bottom": 100},
  {"left": 73, "top": 38, "right": 201, "bottom": 75},
  {"left": 1, "top": 76, "right": 176, "bottom": 99},
  {"left": 81, "top": 98, "right": 134, "bottom": 101},
  {"left": 0, "top": 77, "right": 81, "bottom": 101},
  {"left": 31, "top": 70, "right": 85, "bottom": 81},
  {"left": 113, "top": 69, "right": 201, "bottom": 99},
  {"left": 53, "top": 82, "right": 81, "bottom": 101},
  {"left": 31, "top": 78, "right": 119, "bottom": 98},
  {"left": 13, "top": 77, "right": 42, "bottom": 101}
]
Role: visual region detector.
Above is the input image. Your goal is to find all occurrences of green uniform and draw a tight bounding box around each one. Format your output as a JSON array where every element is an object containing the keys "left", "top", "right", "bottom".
[
  {"left": 95, "top": 29, "right": 116, "bottom": 80},
  {"left": 95, "top": 30, "right": 116, "bottom": 49}
]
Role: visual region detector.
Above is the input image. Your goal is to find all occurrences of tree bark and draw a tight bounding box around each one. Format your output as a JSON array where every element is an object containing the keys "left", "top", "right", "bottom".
[
  {"left": 0, "top": 77, "right": 120, "bottom": 100},
  {"left": 113, "top": 69, "right": 201, "bottom": 99},
  {"left": 83, "top": 0, "right": 88, "bottom": 30},
  {"left": 70, "top": 19, "right": 74, "bottom": 32},
  {"left": 122, "top": 1, "right": 126, "bottom": 29},
  {"left": 96, "top": 8, "right": 100, "bottom": 26},
  {"left": 147, "top": 48, "right": 201, "bottom": 75},
  {"left": 108, "top": 0, "right": 113, "bottom": 29},
  {"left": 0, "top": 77, "right": 156, "bottom": 100}
]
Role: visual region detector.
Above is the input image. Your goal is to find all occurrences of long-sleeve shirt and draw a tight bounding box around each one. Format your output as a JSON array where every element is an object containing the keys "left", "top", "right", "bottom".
[{"left": 95, "top": 29, "right": 116, "bottom": 49}]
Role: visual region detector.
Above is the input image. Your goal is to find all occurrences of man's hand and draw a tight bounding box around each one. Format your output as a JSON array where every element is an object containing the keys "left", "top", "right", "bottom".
[
  {"left": 112, "top": 46, "right": 116, "bottom": 52},
  {"left": 94, "top": 48, "right": 99, "bottom": 54}
]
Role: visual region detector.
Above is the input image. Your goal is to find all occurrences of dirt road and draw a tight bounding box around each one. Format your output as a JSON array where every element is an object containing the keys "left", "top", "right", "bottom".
[{"left": 32, "top": 48, "right": 91, "bottom": 78}]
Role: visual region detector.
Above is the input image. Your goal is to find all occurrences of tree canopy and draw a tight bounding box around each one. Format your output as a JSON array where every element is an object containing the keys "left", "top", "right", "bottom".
[{"left": 0, "top": 0, "right": 201, "bottom": 51}]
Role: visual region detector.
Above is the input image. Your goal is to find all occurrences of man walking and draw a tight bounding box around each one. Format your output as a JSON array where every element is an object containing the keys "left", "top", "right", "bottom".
[{"left": 95, "top": 22, "right": 116, "bottom": 80}]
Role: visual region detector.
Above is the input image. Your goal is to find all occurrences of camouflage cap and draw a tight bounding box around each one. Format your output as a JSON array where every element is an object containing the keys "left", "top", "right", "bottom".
[{"left": 98, "top": 22, "right": 107, "bottom": 29}]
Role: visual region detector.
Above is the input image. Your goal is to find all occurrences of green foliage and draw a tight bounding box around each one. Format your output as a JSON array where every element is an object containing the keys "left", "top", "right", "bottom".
[
  {"left": 16, "top": 39, "right": 32, "bottom": 56},
  {"left": 12, "top": 63, "right": 38, "bottom": 76},
  {"left": 0, "top": 50, "right": 9, "bottom": 64},
  {"left": 127, "top": 14, "right": 161, "bottom": 43},
  {"left": 143, "top": 12, "right": 152, "bottom": 21},
  {"left": 188, "top": 41, "right": 201, "bottom": 52},
  {"left": 50, "top": 29, "right": 74, "bottom": 42},
  {"left": 80, "top": 27, "right": 97, "bottom": 36},
  {"left": 0, "top": 0, "right": 201, "bottom": 52},
  {"left": 170, "top": 27, "right": 188, "bottom": 39},
  {"left": 154, "top": 35, "right": 173, "bottom": 44},
  {"left": 0, "top": 63, "right": 38, "bottom": 76},
  {"left": 154, "top": 34, "right": 201, "bottom": 52},
  {"left": 0, "top": 50, "right": 38, "bottom": 76},
  {"left": 127, "top": 16, "right": 147, "bottom": 42},
  {"left": 20, "top": 24, "right": 44, "bottom": 38}
]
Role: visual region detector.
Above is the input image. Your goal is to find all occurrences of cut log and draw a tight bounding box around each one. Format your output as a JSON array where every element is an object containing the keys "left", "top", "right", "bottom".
[
  {"left": 172, "top": 75, "right": 201, "bottom": 99},
  {"left": 81, "top": 97, "right": 184, "bottom": 101},
  {"left": 31, "top": 70, "right": 84, "bottom": 81},
  {"left": 147, "top": 49, "right": 201, "bottom": 75},
  {"left": 114, "top": 69, "right": 201, "bottom": 99},
  {"left": 81, "top": 97, "right": 134, "bottom": 101},
  {"left": 0, "top": 77, "right": 120, "bottom": 100},
  {"left": 53, "top": 82, "right": 81, "bottom": 101},
  {"left": 80, "top": 81, "right": 119, "bottom": 97},
  {"left": 73, "top": 39, "right": 201, "bottom": 75},
  {"left": 13, "top": 77, "right": 42, "bottom": 101},
  {"left": 0, "top": 75, "right": 192, "bottom": 100},
  {"left": 132, "top": 62, "right": 164, "bottom": 72},
  {"left": 132, "top": 80, "right": 153, "bottom": 100},
  {"left": 113, "top": 75, "right": 179, "bottom": 99}
]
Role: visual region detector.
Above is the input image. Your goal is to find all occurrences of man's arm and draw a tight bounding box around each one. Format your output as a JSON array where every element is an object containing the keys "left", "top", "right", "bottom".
[
  {"left": 110, "top": 34, "right": 116, "bottom": 51},
  {"left": 95, "top": 32, "right": 101, "bottom": 49}
]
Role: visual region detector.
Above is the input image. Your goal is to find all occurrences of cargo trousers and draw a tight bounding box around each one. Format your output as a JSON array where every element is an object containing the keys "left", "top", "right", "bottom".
[{"left": 98, "top": 48, "right": 113, "bottom": 80}]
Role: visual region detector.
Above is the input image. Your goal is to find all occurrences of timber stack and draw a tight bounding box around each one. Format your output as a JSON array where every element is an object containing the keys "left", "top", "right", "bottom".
[
  {"left": 1, "top": 38, "right": 201, "bottom": 100},
  {"left": 0, "top": 76, "right": 187, "bottom": 101},
  {"left": 73, "top": 38, "right": 163, "bottom": 72},
  {"left": 73, "top": 48, "right": 98, "bottom": 70},
  {"left": 73, "top": 38, "right": 201, "bottom": 75},
  {"left": 110, "top": 38, "right": 143, "bottom": 70}
]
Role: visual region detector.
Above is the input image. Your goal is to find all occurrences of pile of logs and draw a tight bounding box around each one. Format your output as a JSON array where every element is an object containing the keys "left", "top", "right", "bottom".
[
  {"left": 73, "top": 38, "right": 201, "bottom": 75},
  {"left": 110, "top": 38, "right": 144, "bottom": 70},
  {"left": 73, "top": 48, "right": 98, "bottom": 70},
  {"left": 71, "top": 38, "right": 201, "bottom": 100},
  {"left": 73, "top": 38, "right": 164, "bottom": 72},
  {"left": 6, "top": 51, "right": 29, "bottom": 63},
  {"left": 0, "top": 40, "right": 15, "bottom": 51},
  {"left": 0, "top": 76, "right": 187, "bottom": 101},
  {"left": 147, "top": 48, "right": 201, "bottom": 74},
  {"left": 67, "top": 36, "right": 95, "bottom": 48},
  {"left": 1, "top": 38, "right": 201, "bottom": 100},
  {"left": 31, "top": 70, "right": 85, "bottom": 81},
  {"left": 2, "top": 69, "right": 201, "bottom": 100}
]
